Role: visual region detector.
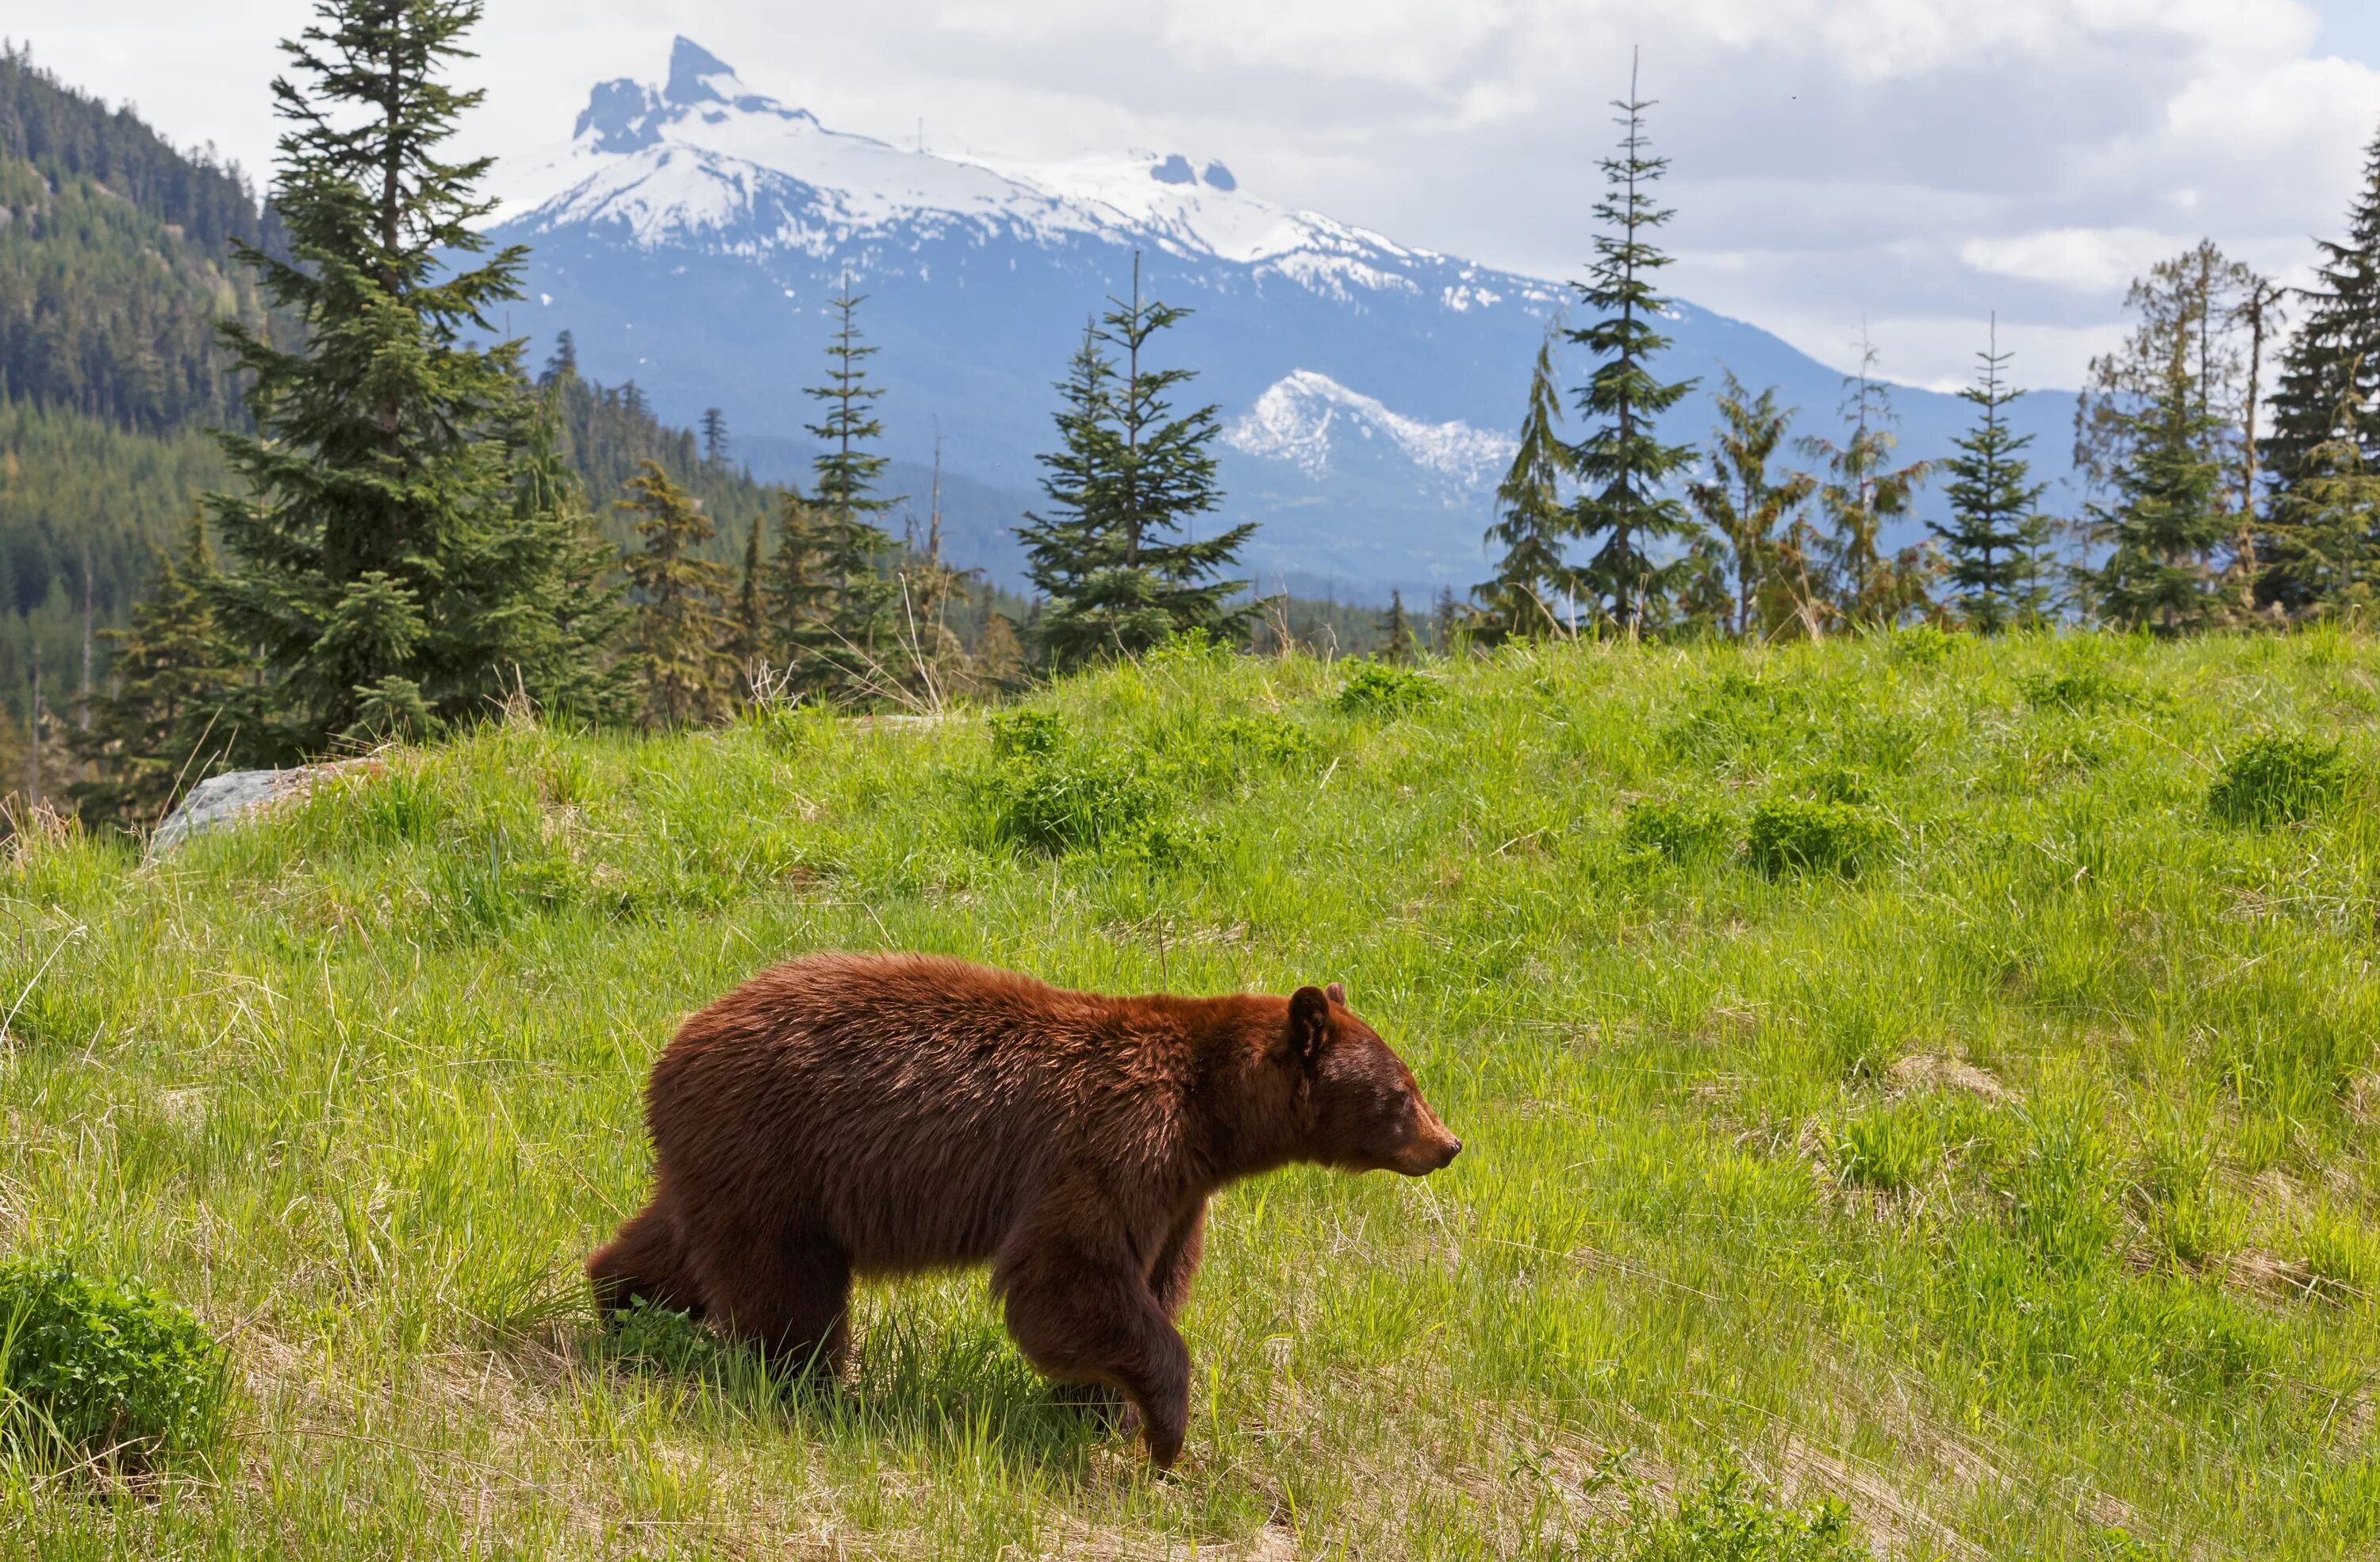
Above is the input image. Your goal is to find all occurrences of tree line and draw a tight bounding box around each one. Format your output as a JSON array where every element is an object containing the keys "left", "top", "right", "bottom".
[{"left": 1472, "top": 61, "right": 2380, "bottom": 642}]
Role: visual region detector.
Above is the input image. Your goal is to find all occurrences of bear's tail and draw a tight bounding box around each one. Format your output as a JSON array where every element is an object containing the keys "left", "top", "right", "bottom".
[{"left": 587, "top": 1197, "right": 704, "bottom": 1322}]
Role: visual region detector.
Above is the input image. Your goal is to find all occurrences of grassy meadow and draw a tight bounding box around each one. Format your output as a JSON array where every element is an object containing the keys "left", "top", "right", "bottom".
[{"left": 2, "top": 628, "right": 2378, "bottom": 1558}]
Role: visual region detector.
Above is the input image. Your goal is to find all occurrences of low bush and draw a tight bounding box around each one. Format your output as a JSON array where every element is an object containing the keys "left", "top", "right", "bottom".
[
  {"left": 2206, "top": 735, "right": 2349, "bottom": 828},
  {"left": 1747, "top": 798, "right": 1889, "bottom": 878},
  {"left": 0, "top": 1258, "right": 226, "bottom": 1468},
  {"left": 1622, "top": 798, "right": 1734, "bottom": 862},
  {"left": 1626, "top": 1464, "right": 1867, "bottom": 1561},
  {"left": 1332, "top": 660, "right": 1438, "bottom": 715},
  {"left": 975, "top": 710, "right": 1176, "bottom": 857}
]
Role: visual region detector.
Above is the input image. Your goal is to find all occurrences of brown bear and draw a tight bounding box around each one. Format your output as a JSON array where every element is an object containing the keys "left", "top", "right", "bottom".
[{"left": 587, "top": 951, "right": 1461, "bottom": 1466}]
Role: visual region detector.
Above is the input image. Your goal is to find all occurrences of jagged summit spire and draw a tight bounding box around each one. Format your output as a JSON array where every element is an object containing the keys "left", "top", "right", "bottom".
[{"left": 665, "top": 37, "right": 737, "bottom": 106}]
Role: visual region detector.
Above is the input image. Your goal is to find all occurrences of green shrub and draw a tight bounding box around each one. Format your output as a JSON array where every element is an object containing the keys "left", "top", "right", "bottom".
[
  {"left": 1827, "top": 1105, "right": 1941, "bottom": 1192},
  {"left": 1747, "top": 798, "right": 1889, "bottom": 878},
  {"left": 1332, "top": 660, "right": 1438, "bottom": 715},
  {"left": 2206, "top": 735, "right": 2349, "bottom": 828},
  {"left": 2018, "top": 665, "right": 2129, "bottom": 711},
  {"left": 1886, "top": 625, "right": 1956, "bottom": 666},
  {"left": 1627, "top": 1464, "right": 1867, "bottom": 1562},
  {"left": 1622, "top": 798, "right": 1733, "bottom": 862},
  {"left": 0, "top": 1257, "right": 226, "bottom": 1466},
  {"left": 976, "top": 711, "right": 1174, "bottom": 857}
]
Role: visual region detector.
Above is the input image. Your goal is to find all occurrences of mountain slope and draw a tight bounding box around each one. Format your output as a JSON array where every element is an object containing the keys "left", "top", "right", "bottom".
[{"left": 495, "top": 37, "right": 2078, "bottom": 598}]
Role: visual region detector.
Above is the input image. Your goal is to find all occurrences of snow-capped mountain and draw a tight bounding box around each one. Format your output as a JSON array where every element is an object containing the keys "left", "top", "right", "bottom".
[{"left": 493, "top": 38, "right": 2075, "bottom": 597}]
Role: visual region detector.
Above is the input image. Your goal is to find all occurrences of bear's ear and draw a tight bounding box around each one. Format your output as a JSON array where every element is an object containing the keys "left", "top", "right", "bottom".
[
  {"left": 1324, "top": 981, "right": 1346, "bottom": 1007},
  {"left": 1287, "top": 985, "right": 1333, "bottom": 1065}
]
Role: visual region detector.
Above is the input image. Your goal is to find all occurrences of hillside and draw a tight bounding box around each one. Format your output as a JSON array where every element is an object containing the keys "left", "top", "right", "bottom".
[
  {"left": 492, "top": 37, "right": 2082, "bottom": 597},
  {"left": 2, "top": 633, "right": 2373, "bottom": 1556}
]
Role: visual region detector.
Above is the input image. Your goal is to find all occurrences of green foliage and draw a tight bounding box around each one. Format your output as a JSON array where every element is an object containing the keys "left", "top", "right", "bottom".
[
  {"left": 1936, "top": 327, "right": 2049, "bottom": 631},
  {"left": 1886, "top": 624, "right": 1956, "bottom": 666},
  {"left": 1800, "top": 355, "right": 1937, "bottom": 631},
  {"left": 2019, "top": 663, "right": 2132, "bottom": 712},
  {"left": 1018, "top": 260, "right": 1254, "bottom": 670},
  {"left": 0, "top": 1257, "right": 225, "bottom": 1466},
  {"left": 1567, "top": 61, "right": 1702, "bottom": 634},
  {"left": 2008, "top": 1095, "right": 2118, "bottom": 1273},
  {"left": 1625, "top": 1464, "right": 1867, "bottom": 1562},
  {"left": 1827, "top": 1104, "right": 1942, "bottom": 1192},
  {"left": 1476, "top": 336, "right": 1579, "bottom": 640},
  {"left": 1747, "top": 796, "right": 1888, "bottom": 877},
  {"left": 2086, "top": 340, "right": 2229, "bottom": 635},
  {"left": 619, "top": 460, "right": 734, "bottom": 729},
  {"left": 1686, "top": 373, "right": 1818, "bottom": 641},
  {"left": 1622, "top": 796, "right": 1733, "bottom": 861},
  {"left": 1332, "top": 659, "right": 1438, "bottom": 715},
  {"left": 974, "top": 708, "right": 1174, "bottom": 857},
  {"left": 2266, "top": 125, "right": 2380, "bottom": 512},
  {"left": 2207, "top": 735, "right": 2349, "bottom": 827}
]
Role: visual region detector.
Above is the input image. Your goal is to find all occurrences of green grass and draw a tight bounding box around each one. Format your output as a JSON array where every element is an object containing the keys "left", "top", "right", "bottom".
[{"left": 2, "top": 628, "right": 2377, "bottom": 1556}]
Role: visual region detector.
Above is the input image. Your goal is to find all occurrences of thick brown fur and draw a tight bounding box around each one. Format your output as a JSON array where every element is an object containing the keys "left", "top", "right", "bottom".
[{"left": 587, "top": 952, "right": 1461, "bottom": 1466}]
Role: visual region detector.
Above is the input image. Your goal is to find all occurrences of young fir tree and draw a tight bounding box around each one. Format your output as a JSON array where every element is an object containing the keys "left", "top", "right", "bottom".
[
  {"left": 619, "top": 461, "right": 734, "bottom": 728},
  {"left": 1019, "top": 263, "right": 1253, "bottom": 669},
  {"left": 512, "top": 390, "right": 635, "bottom": 723},
  {"left": 208, "top": 0, "right": 594, "bottom": 753},
  {"left": 2259, "top": 383, "right": 2380, "bottom": 616},
  {"left": 1801, "top": 350, "right": 1935, "bottom": 629},
  {"left": 804, "top": 284, "right": 900, "bottom": 694},
  {"left": 1934, "top": 320, "right": 2046, "bottom": 631},
  {"left": 1380, "top": 590, "right": 1417, "bottom": 663},
  {"left": 1685, "top": 373, "right": 1816, "bottom": 639},
  {"left": 2267, "top": 123, "right": 2380, "bottom": 510},
  {"left": 1567, "top": 53, "right": 1700, "bottom": 635},
  {"left": 1478, "top": 336, "right": 1578, "bottom": 640},
  {"left": 67, "top": 515, "right": 245, "bottom": 828},
  {"left": 766, "top": 487, "right": 835, "bottom": 695},
  {"left": 701, "top": 406, "right": 730, "bottom": 466},
  {"left": 2086, "top": 340, "right": 2228, "bottom": 633}
]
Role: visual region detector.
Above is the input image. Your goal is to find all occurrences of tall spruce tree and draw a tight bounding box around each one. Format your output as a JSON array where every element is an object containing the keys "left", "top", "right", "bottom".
[
  {"left": 619, "top": 461, "right": 733, "bottom": 728},
  {"left": 2086, "top": 338, "right": 2228, "bottom": 633},
  {"left": 208, "top": 0, "right": 594, "bottom": 753},
  {"left": 67, "top": 515, "right": 244, "bottom": 828},
  {"left": 804, "top": 284, "right": 899, "bottom": 693},
  {"left": 1802, "top": 351, "right": 1935, "bottom": 629},
  {"left": 1935, "top": 320, "right": 2045, "bottom": 631},
  {"left": 1478, "top": 336, "right": 1578, "bottom": 639},
  {"left": 513, "top": 390, "right": 634, "bottom": 723},
  {"left": 1018, "top": 263, "right": 1253, "bottom": 670},
  {"left": 2267, "top": 124, "right": 2380, "bottom": 499},
  {"left": 1686, "top": 374, "right": 1815, "bottom": 639},
  {"left": 701, "top": 406, "right": 730, "bottom": 466},
  {"left": 1568, "top": 53, "right": 1700, "bottom": 635},
  {"left": 766, "top": 488, "right": 835, "bottom": 695},
  {"left": 1380, "top": 590, "right": 1417, "bottom": 663},
  {"left": 2260, "top": 384, "right": 2380, "bottom": 616}
]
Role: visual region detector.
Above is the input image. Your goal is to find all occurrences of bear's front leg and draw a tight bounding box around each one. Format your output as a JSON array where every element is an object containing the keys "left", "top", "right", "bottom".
[{"left": 996, "top": 1213, "right": 1191, "bottom": 1467}]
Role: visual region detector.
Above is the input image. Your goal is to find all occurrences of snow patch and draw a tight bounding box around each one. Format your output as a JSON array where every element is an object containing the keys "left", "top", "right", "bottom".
[{"left": 1225, "top": 370, "right": 1514, "bottom": 488}]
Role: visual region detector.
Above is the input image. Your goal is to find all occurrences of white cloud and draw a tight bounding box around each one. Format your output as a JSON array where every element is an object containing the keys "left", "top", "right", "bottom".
[{"left": 1959, "top": 228, "right": 2181, "bottom": 292}]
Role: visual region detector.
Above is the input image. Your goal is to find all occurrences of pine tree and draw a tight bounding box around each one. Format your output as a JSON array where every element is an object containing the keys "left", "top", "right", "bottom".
[
  {"left": 512, "top": 390, "right": 635, "bottom": 723},
  {"left": 1934, "top": 320, "right": 2045, "bottom": 631},
  {"left": 67, "top": 514, "right": 244, "bottom": 828},
  {"left": 1801, "top": 350, "right": 1935, "bottom": 629},
  {"left": 1568, "top": 52, "right": 1700, "bottom": 635},
  {"left": 1018, "top": 263, "right": 1253, "bottom": 670},
  {"left": 619, "top": 461, "right": 733, "bottom": 727},
  {"left": 1477, "top": 336, "right": 1577, "bottom": 639},
  {"left": 1431, "top": 586, "right": 1469, "bottom": 654},
  {"left": 208, "top": 0, "right": 593, "bottom": 753},
  {"left": 804, "top": 284, "right": 899, "bottom": 693},
  {"left": 2267, "top": 124, "right": 2380, "bottom": 502},
  {"left": 1380, "top": 590, "right": 1417, "bottom": 663},
  {"left": 2086, "top": 341, "right": 2228, "bottom": 635},
  {"left": 701, "top": 406, "right": 730, "bottom": 466},
  {"left": 2259, "top": 385, "right": 2380, "bottom": 616},
  {"left": 766, "top": 487, "right": 835, "bottom": 697},
  {"left": 1686, "top": 373, "right": 1815, "bottom": 639}
]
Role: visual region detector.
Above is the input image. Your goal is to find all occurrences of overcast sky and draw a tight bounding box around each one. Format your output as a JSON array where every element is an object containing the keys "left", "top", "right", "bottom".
[{"left": 25, "top": 1, "right": 2380, "bottom": 390}]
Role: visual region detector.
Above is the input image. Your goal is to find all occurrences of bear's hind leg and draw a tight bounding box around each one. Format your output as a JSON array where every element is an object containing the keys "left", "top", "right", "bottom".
[
  {"left": 688, "top": 1217, "right": 853, "bottom": 1377},
  {"left": 588, "top": 1198, "right": 704, "bottom": 1322}
]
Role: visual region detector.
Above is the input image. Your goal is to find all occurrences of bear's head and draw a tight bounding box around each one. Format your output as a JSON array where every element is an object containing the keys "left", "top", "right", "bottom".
[{"left": 1285, "top": 982, "right": 1461, "bottom": 1176}]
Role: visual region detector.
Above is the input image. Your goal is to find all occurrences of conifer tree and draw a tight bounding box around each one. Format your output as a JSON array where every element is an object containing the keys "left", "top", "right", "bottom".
[
  {"left": 766, "top": 487, "right": 836, "bottom": 696},
  {"left": 1380, "top": 590, "right": 1417, "bottom": 663},
  {"left": 512, "top": 392, "right": 634, "bottom": 723},
  {"left": 805, "top": 285, "right": 900, "bottom": 693},
  {"left": 619, "top": 461, "right": 733, "bottom": 727},
  {"left": 701, "top": 406, "right": 730, "bottom": 466},
  {"left": 1935, "top": 320, "right": 2046, "bottom": 631},
  {"left": 1568, "top": 53, "right": 1700, "bottom": 635},
  {"left": 1687, "top": 374, "right": 1815, "bottom": 639},
  {"left": 67, "top": 515, "right": 244, "bottom": 828},
  {"left": 209, "top": 0, "right": 593, "bottom": 753},
  {"left": 2086, "top": 341, "right": 2228, "bottom": 635},
  {"left": 2267, "top": 124, "right": 2380, "bottom": 502},
  {"left": 1802, "top": 351, "right": 1935, "bottom": 628},
  {"left": 1478, "top": 337, "right": 1577, "bottom": 639},
  {"left": 1018, "top": 263, "right": 1253, "bottom": 670},
  {"left": 727, "top": 518, "right": 768, "bottom": 698},
  {"left": 2259, "top": 384, "right": 2380, "bottom": 616}
]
